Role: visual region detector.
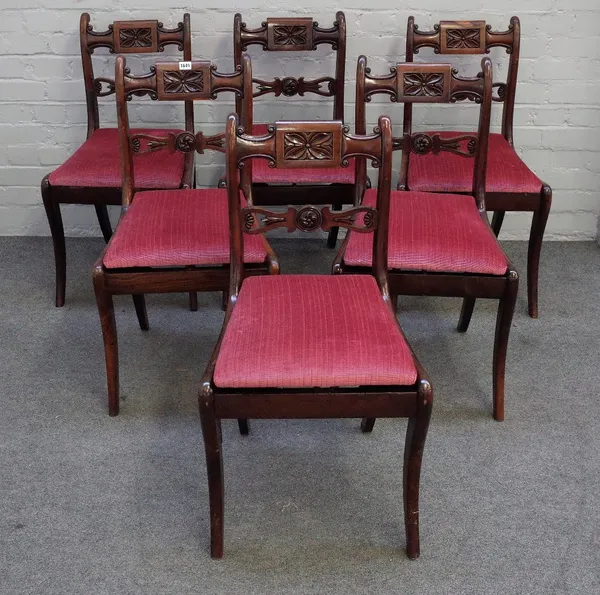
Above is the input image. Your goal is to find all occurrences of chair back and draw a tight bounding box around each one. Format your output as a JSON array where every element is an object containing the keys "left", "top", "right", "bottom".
[
  {"left": 80, "top": 12, "right": 192, "bottom": 138},
  {"left": 405, "top": 16, "right": 520, "bottom": 143},
  {"left": 233, "top": 12, "right": 346, "bottom": 122},
  {"left": 115, "top": 55, "right": 253, "bottom": 206},
  {"left": 355, "top": 57, "right": 493, "bottom": 208},
  {"left": 225, "top": 115, "right": 393, "bottom": 298}
]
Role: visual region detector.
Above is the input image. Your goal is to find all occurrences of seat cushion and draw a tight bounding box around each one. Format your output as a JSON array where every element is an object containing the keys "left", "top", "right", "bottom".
[
  {"left": 213, "top": 274, "right": 417, "bottom": 389},
  {"left": 250, "top": 123, "right": 355, "bottom": 185},
  {"left": 344, "top": 189, "right": 508, "bottom": 275},
  {"left": 407, "top": 132, "right": 543, "bottom": 194},
  {"left": 103, "top": 189, "right": 267, "bottom": 269},
  {"left": 48, "top": 128, "right": 186, "bottom": 189}
]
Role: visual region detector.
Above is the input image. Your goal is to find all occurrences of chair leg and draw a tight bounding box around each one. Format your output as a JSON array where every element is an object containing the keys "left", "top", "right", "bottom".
[
  {"left": 403, "top": 381, "right": 433, "bottom": 560},
  {"left": 41, "top": 179, "right": 66, "bottom": 307},
  {"left": 391, "top": 294, "right": 398, "bottom": 313},
  {"left": 237, "top": 419, "right": 249, "bottom": 435},
  {"left": 326, "top": 201, "right": 343, "bottom": 248},
  {"left": 360, "top": 418, "right": 376, "bottom": 433},
  {"left": 490, "top": 210, "right": 505, "bottom": 236},
  {"left": 132, "top": 294, "right": 149, "bottom": 331},
  {"left": 221, "top": 290, "right": 229, "bottom": 312},
  {"left": 93, "top": 279, "right": 120, "bottom": 416},
  {"left": 94, "top": 204, "right": 113, "bottom": 243},
  {"left": 527, "top": 185, "right": 552, "bottom": 319},
  {"left": 199, "top": 401, "right": 225, "bottom": 559},
  {"left": 189, "top": 292, "right": 198, "bottom": 312},
  {"left": 492, "top": 271, "right": 519, "bottom": 422},
  {"left": 457, "top": 297, "right": 476, "bottom": 333}
]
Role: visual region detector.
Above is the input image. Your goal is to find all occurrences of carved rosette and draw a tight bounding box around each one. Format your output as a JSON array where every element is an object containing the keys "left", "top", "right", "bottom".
[
  {"left": 411, "top": 134, "right": 434, "bottom": 154},
  {"left": 283, "top": 132, "right": 334, "bottom": 161},
  {"left": 295, "top": 206, "right": 322, "bottom": 232},
  {"left": 175, "top": 132, "right": 197, "bottom": 153},
  {"left": 403, "top": 72, "right": 444, "bottom": 97},
  {"left": 281, "top": 77, "right": 299, "bottom": 96}
]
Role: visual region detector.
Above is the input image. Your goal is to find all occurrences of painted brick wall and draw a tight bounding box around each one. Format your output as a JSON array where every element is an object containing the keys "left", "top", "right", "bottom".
[{"left": 0, "top": 0, "right": 599, "bottom": 239}]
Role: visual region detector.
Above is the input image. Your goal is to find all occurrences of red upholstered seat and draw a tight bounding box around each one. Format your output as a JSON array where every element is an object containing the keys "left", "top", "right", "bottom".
[
  {"left": 48, "top": 128, "right": 186, "bottom": 189},
  {"left": 103, "top": 189, "right": 267, "bottom": 269},
  {"left": 344, "top": 190, "right": 508, "bottom": 275},
  {"left": 213, "top": 274, "right": 417, "bottom": 389},
  {"left": 407, "top": 132, "right": 543, "bottom": 194},
  {"left": 250, "top": 123, "right": 355, "bottom": 185}
]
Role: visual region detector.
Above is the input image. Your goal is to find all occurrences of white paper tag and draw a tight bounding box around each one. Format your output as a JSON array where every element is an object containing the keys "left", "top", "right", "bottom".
[{"left": 179, "top": 61, "right": 192, "bottom": 70}]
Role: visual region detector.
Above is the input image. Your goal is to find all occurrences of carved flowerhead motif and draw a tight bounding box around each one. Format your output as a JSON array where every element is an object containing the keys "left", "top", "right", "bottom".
[
  {"left": 163, "top": 70, "right": 204, "bottom": 94},
  {"left": 273, "top": 25, "right": 307, "bottom": 46},
  {"left": 283, "top": 132, "right": 334, "bottom": 161},
  {"left": 446, "top": 28, "right": 481, "bottom": 49},
  {"left": 119, "top": 27, "right": 153, "bottom": 49},
  {"left": 403, "top": 73, "right": 445, "bottom": 97}
]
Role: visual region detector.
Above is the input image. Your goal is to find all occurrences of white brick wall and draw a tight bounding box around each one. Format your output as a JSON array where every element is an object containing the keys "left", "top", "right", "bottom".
[{"left": 1, "top": 0, "right": 599, "bottom": 239}]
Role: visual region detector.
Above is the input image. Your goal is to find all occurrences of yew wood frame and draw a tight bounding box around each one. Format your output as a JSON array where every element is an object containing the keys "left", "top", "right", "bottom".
[
  {"left": 198, "top": 114, "right": 433, "bottom": 560},
  {"left": 337, "top": 56, "right": 517, "bottom": 422},
  {"left": 402, "top": 16, "right": 551, "bottom": 318},
  {"left": 232, "top": 12, "right": 356, "bottom": 248},
  {"left": 93, "top": 55, "right": 277, "bottom": 417},
  {"left": 41, "top": 13, "right": 193, "bottom": 308}
]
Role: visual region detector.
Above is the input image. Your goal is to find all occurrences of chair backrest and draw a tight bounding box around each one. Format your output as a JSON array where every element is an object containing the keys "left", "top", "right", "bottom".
[
  {"left": 355, "top": 57, "right": 493, "bottom": 207},
  {"left": 80, "top": 12, "right": 192, "bottom": 138},
  {"left": 405, "top": 16, "right": 520, "bottom": 144},
  {"left": 225, "top": 114, "right": 393, "bottom": 298},
  {"left": 115, "top": 55, "right": 253, "bottom": 206},
  {"left": 233, "top": 12, "right": 346, "bottom": 122}
]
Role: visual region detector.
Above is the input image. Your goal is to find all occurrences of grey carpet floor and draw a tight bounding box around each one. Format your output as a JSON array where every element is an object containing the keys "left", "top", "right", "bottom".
[{"left": 1, "top": 237, "right": 599, "bottom": 595}]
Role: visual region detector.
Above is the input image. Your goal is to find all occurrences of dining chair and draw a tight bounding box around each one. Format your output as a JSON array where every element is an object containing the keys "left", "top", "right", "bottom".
[
  {"left": 42, "top": 13, "right": 194, "bottom": 307},
  {"left": 335, "top": 56, "right": 517, "bottom": 422},
  {"left": 232, "top": 12, "right": 361, "bottom": 248},
  {"left": 199, "top": 113, "right": 433, "bottom": 559},
  {"left": 401, "top": 17, "right": 551, "bottom": 318},
  {"left": 93, "top": 55, "right": 278, "bottom": 416}
]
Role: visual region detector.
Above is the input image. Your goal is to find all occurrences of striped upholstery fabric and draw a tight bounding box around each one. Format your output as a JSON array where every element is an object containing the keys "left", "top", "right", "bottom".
[
  {"left": 213, "top": 274, "right": 417, "bottom": 389},
  {"left": 344, "top": 190, "right": 508, "bottom": 275},
  {"left": 407, "top": 132, "right": 543, "bottom": 194},
  {"left": 250, "top": 123, "right": 355, "bottom": 185},
  {"left": 48, "top": 128, "right": 185, "bottom": 189},
  {"left": 103, "top": 189, "right": 267, "bottom": 269}
]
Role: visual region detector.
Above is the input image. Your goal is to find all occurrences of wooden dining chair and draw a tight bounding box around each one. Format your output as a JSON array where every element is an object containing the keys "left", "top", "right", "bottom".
[
  {"left": 93, "top": 55, "right": 277, "bottom": 416},
  {"left": 401, "top": 17, "right": 551, "bottom": 318},
  {"left": 335, "top": 57, "right": 517, "bottom": 422},
  {"left": 42, "top": 13, "right": 194, "bottom": 307},
  {"left": 199, "top": 114, "right": 433, "bottom": 559},
  {"left": 232, "top": 12, "right": 361, "bottom": 248}
]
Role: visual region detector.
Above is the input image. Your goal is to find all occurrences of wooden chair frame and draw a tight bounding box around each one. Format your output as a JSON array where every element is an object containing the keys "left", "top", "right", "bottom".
[
  {"left": 335, "top": 56, "right": 517, "bottom": 421},
  {"left": 93, "top": 55, "right": 277, "bottom": 416},
  {"left": 401, "top": 16, "right": 551, "bottom": 318},
  {"left": 41, "top": 13, "right": 193, "bottom": 307},
  {"left": 199, "top": 114, "right": 433, "bottom": 559},
  {"left": 232, "top": 12, "right": 358, "bottom": 248}
]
